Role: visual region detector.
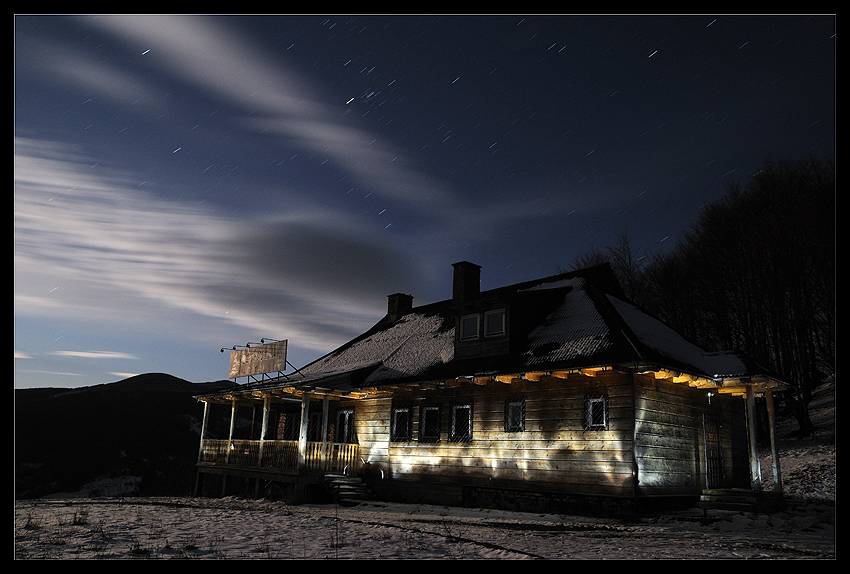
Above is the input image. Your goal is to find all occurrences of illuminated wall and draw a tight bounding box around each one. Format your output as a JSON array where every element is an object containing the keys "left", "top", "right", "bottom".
[{"left": 352, "top": 370, "right": 638, "bottom": 498}]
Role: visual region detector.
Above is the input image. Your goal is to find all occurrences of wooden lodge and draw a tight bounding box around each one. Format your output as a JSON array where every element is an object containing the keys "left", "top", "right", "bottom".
[{"left": 194, "top": 262, "right": 788, "bottom": 515}]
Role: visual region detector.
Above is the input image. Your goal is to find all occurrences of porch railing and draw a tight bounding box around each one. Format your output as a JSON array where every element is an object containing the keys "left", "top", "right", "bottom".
[{"left": 198, "top": 439, "right": 359, "bottom": 474}]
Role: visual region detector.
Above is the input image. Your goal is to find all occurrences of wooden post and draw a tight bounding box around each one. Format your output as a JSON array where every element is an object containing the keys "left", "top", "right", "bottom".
[
  {"left": 746, "top": 386, "right": 762, "bottom": 492},
  {"left": 225, "top": 398, "right": 238, "bottom": 464},
  {"left": 194, "top": 400, "right": 210, "bottom": 497},
  {"left": 222, "top": 398, "right": 238, "bottom": 496},
  {"left": 297, "top": 393, "right": 310, "bottom": 469},
  {"left": 252, "top": 395, "right": 271, "bottom": 498},
  {"left": 198, "top": 401, "right": 209, "bottom": 462},
  {"left": 258, "top": 394, "right": 270, "bottom": 466},
  {"left": 321, "top": 395, "right": 330, "bottom": 471},
  {"left": 765, "top": 390, "right": 783, "bottom": 494}
]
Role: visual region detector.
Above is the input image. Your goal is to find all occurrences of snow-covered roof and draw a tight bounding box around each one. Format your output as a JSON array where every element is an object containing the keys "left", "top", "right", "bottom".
[
  {"left": 606, "top": 295, "right": 749, "bottom": 378},
  {"left": 519, "top": 276, "right": 619, "bottom": 366},
  {"left": 298, "top": 311, "right": 456, "bottom": 386},
  {"left": 211, "top": 263, "right": 785, "bottom": 398}
]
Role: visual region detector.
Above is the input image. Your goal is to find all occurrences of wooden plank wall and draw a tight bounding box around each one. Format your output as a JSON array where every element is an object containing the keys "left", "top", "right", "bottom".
[
  {"left": 352, "top": 397, "right": 391, "bottom": 470},
  {"left": 632, "top": 374, "right": 749, "bottom": 496},
  {"left": 721, "top": 392, "right": 751, "bottom": 488},
  {"left": 345, "top": 371, "right": 637, "bottom": 498}
]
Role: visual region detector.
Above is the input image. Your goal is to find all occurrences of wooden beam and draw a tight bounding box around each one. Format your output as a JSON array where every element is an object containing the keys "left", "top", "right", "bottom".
[{"left": 689, "top": 377, "right": 716, "bottom": 388}]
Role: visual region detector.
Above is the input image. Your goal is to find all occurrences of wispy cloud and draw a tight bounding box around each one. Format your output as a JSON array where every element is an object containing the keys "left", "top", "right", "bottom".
[
  {"left": 15, "top": 34, "right": 164, "bottom": 111},
  {"left": 78, "top": 15, "right": 459, "bottom": 213},
  {"left": 51, "top": 351, "right": 139, "bottom": 360},
  {"left": 14, "top": 135, "right": 407, "bottom": 352}
]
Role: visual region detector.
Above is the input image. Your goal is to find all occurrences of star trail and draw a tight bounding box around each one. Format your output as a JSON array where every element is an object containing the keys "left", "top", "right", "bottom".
[{"left": 14, "top": 15, "right": 834, "bottom": 388}]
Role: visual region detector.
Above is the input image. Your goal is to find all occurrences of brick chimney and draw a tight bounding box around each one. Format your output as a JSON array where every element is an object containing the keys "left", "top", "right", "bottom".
[
  {"left": 387, "top": 292, "right": 413, "bottom": 320},
  {"left": 452, "top": 261, "right": 481, "bottom": 305}
]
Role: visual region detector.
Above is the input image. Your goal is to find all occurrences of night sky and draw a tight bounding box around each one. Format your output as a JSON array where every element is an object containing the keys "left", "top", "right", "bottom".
[{"left": 14, "top": 15, "right": 835, "bottom": 389}]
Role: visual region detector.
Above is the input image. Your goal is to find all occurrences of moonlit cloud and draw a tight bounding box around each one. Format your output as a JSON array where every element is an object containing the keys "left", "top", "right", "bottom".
[
  {"left": 14, "top": 135, "right": 406, "bottom": 351},
  {"left": 15, "top": 38, "right": 163, "bottom": 111},
  {"left": 80, "top": 15, "right": 460, "bottom": 212},
  {"left": 51, "top": 351, "right": 139, "bottom": 360}
]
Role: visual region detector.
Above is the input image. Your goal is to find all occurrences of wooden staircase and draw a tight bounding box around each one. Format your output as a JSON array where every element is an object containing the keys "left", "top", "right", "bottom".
[
  {"left": 324, "top": 473, "right": 372, "bottom": 506},
  {"left": 697, "top": 489, "right": 785, "bottom": 513}
]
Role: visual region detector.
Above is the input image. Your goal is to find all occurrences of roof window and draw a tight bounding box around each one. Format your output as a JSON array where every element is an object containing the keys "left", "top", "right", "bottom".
[
  {"left": 460, "top": 314, "right": 480, "bottom": 341},
  {"left": 484, "top": 309, "right": 506, "bottom": 337}
]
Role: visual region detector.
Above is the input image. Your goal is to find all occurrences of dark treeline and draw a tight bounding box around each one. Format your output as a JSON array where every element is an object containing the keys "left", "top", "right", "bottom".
[{"left": 572, "top": 156, "right": 835, "bottom": 437}]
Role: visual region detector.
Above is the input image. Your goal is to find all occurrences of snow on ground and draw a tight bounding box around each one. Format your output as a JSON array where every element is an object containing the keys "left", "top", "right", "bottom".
[
  {"left": 13, "top": 490, "right": 835, "bottom": 559},
  {"left": 15, "top": 383, "right": 835, "bottom": 560}
]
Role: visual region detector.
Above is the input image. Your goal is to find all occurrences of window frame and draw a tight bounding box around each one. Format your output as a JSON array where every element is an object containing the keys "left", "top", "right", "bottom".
[
  {"left": 584, "top": 394, "right": 609, "bottom": 431},
  {"left": 307, "top": 411, "right": 324, "bottom": 442},
  {"left": 449, "top": 402, "right": 473, "bottom": 443},
  {"left": 484, "top": 308, "right": 506, "bottom": 337},
  {"left": 335, "top": 408, "right": 356, "bottom": 443},
  {"left": 390, "top": 405, "right": 412, "bottom": 442},
  {"left": 276, "top": 411, "right": 300, "bottom": 441},
  {"left": 505, "top": 398, "right": 525, "bottom": 432},
  {"left": 419, "top": 404, "right": 441, "bottom": 444},
  {"left": 459, "top": 313, "right": 480, "bottom": 341}
]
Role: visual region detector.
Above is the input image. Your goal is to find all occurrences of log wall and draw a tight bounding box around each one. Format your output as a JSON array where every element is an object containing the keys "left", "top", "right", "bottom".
[
  {"left": 343, "top": 370, "right": 637, "bottom": 499},
  {"left": 633, "top": 373, "right": 749, "bottom": 496},
  {"left": 336, "top": 370, "right": 750, "bottom": 507}
]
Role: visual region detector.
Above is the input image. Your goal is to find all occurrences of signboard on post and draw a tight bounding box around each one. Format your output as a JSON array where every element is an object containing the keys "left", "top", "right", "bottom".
[{"left": 228, "top": 340, "right": 288, "bottom": 379}]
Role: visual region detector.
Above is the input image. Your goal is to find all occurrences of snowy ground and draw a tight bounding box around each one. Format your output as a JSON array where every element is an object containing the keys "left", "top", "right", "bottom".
[
  {"left": 15, "top": 383, "right": 835, "bottom": 560},
  {"left": 13, "top": 489, "right": 835, "bottom": 560}
]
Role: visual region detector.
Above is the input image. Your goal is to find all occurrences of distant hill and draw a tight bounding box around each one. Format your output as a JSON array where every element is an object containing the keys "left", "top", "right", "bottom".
[{"left": 15, "top": 373, "right": 233, "bottom": 499}]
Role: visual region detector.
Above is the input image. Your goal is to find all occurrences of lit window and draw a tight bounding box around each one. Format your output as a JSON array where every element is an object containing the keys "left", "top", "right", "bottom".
[
  {"left": 450, "top": 403, "right": 472, "bottom": 443},
  {"left": 460, "top": 314, "right": 480, "bottom": 340},
  {"left": 484, "top": 309, "right": 506, "bottom": 337}
]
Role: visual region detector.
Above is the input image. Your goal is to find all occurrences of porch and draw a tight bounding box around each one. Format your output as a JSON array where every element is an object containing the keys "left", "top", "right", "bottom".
[{"left": 193, "top": 388, "right": 362, "bottom": 499}]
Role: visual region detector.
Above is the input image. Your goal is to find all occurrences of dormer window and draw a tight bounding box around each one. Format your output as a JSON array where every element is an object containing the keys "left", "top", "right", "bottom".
[
  {"left": 454, "top": 303, "right": 509, "bottom": 359},
  {"left": 459, "top": 308, "right": 506, "bottom": 342},
  {"left": 484, "top": 309, "right": 506, "bottom": 337},
  {"left": 460, "top": 314, "right": 480, "bottom": 340}
]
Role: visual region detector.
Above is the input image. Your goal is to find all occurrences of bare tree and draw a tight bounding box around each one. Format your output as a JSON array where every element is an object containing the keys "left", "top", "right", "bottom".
[
  {"left": 570, "top": 231, "right": 646, "bottom": 303},
  {"left": 639, "top": 156, "right": 834, "bottom": 437}
]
